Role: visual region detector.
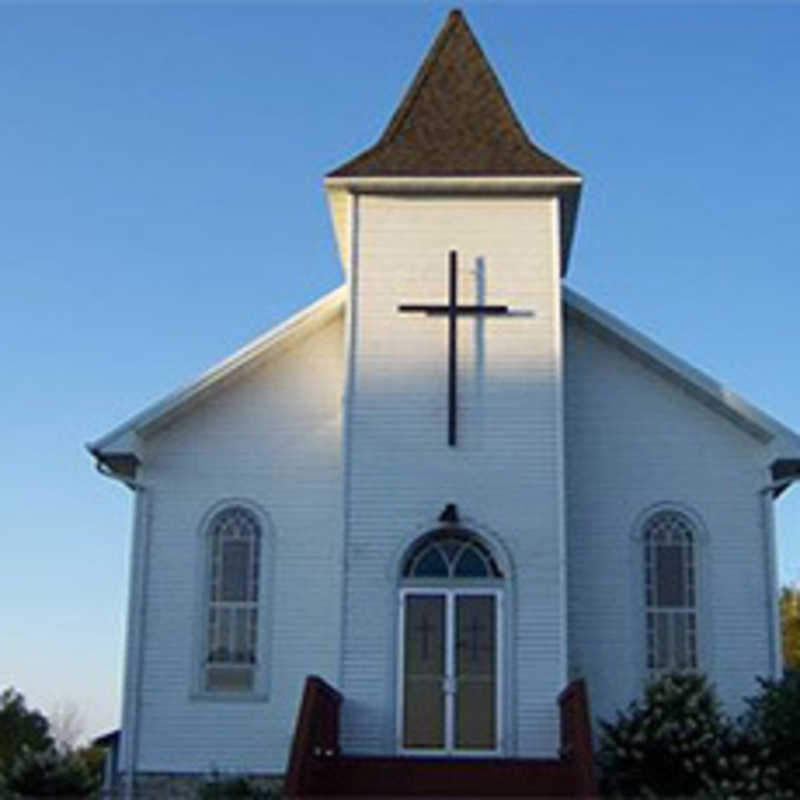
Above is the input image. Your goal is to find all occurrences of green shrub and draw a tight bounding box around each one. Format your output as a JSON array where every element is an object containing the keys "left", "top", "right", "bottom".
[
  {"left": 0, "top": 770, "right": 21, "bottom": 800},
  {"left": 597, "top": 672, "right": 795, "bottom": 799},
  {"left": 0, "top": 689, "right": 53, "bottom": 776},
  {"left": 598, "top": 672, "right": 732, "bottom": 797},
  {"left": 6, "top": 745, "right": 97, "bottom": 797},
  {"left": 742, "top": 670, "right": 800, "bottom": 796},
  {"left": 198, "top": 771, "right": 278, "bottom": 800}
]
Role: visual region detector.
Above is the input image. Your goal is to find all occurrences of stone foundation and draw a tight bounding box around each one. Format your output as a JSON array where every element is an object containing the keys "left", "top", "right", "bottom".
[{"left": 104, "top": 772, "right": 283, "bottom": 799}]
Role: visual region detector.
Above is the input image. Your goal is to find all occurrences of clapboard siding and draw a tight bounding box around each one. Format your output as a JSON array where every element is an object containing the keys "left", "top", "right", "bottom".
[
  {"left": 564, "top": 314, "right": 771, "bottom": 726},
  {"left": 132, "top": 316, "right": 345, "bottom": 773},
  {"left": 117, "top": 225, "right": 779, "bottom": 775},
  {"left": 342, "top": 195, "right": 567, "bottom": 757}
]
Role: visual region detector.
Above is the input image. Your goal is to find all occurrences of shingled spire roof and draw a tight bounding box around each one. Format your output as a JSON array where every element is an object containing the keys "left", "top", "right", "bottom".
[{"left": 328, "top": 10, "right": 577, "bottom": 178}]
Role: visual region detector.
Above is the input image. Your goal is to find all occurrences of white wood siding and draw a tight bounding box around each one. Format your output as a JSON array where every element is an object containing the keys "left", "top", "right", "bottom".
[
  {"left": 342, "top": 195, "right": 566, "bottom": 757},
  {"left": 132, "top": 316, "right": 345, "bottom": 773},
  {"left": 564, "top": 314, "right": 771, "bottom": 726}
]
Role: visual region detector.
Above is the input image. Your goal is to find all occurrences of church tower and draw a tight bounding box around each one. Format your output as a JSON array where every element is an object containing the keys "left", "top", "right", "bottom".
[{"left": 325, "top": 10, "right": 581, "bottom": 757}]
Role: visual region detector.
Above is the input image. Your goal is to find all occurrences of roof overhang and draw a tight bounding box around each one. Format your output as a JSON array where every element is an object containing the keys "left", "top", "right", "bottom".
[
  {"left": 770, "top": 458, "right": 800, "bottom": 498},
  {"left": 92, "top": 451, "right": 140, "bottom": 480},
  {"left": 92, "top": 729, "right": 120, "bottom": 748},
  {"left": 324, "top": 175, "right": 581, "bottom": 276},
  {"left": 88, "top": 284, "right": 347, "bottom": 476},
  {"left": 324, "top": 175, "right": 581, "bottom": 193},
  {"left": 564, "top": 287, "right": 800, "bottom": 454}
]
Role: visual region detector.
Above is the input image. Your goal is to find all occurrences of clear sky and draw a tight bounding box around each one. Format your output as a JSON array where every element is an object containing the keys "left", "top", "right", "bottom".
[{"left": 1, "top": 2, "right": 798, "bottom": 742}]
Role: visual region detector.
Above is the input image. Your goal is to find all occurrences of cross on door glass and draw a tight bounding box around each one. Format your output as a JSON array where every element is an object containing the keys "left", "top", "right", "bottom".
[
  {"left": 457, "top": 614, "right": 487, "bottom": 665},
  {"left": 413, "top": 614, "right": 433, "bottom": 661}
]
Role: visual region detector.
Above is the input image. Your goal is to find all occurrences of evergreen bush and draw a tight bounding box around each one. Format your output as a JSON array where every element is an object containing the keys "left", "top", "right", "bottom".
[
  {"left": 742, "top": 670, "right": 800, "bottom": 797},
  {"left": 0, "top": 770, "right": 20, "bottom": 800},
  {"left": 198, "top": 771, "right": 278, "bottom": 799},
  {"left": 6, "top": 745, "right": 97, "bottom": 797},
  {"left": 597, "top": 672, "right": 791, "bottom": 799}
]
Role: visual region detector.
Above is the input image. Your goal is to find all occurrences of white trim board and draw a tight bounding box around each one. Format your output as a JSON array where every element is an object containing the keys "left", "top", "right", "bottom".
[{"left": 397, "top": 587, "right": 503, "bottom": 757}]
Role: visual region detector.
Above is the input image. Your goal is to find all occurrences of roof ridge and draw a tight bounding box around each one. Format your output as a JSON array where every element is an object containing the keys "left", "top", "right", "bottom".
[
  {"left": 462, "top": 15, "right": 576, "bottom": 174},
  {"left": 377, "top": 10, "right": 463, "bottom": 146}
]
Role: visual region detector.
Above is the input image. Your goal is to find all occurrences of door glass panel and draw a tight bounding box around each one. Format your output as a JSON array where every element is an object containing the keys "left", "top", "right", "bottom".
[
  {"left": 455, "top": 595, "right": 496, "bottom": 750},
  {"left": 403, "top": 595, "right": 446, "bottom": 748}
]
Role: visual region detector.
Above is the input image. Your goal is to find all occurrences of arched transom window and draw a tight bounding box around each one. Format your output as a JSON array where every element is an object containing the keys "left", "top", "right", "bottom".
[
  {"left": 205, "top": 505, "right": 262, "bottom": 692},
  {"left": 644, "top": 510, "right": 697, "bottom": 674},
  {"left": 403, "top": 530, "right": 503, "bottom": 579}
]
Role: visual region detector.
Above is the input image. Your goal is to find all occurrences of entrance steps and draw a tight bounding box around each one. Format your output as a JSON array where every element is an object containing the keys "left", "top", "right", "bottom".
[{"left": 284, "top": 677, "right": 598, "bottom": 798}]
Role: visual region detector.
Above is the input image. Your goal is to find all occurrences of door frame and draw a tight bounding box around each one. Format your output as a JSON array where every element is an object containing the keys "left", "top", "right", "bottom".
[{"left": 396, "top": 586, "right": 503, "bottom": 757}]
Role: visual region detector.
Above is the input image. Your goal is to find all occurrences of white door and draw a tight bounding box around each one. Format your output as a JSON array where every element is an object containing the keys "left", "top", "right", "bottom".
[{"left": 399, "top": 589, "right": 501, "bottom": 754}]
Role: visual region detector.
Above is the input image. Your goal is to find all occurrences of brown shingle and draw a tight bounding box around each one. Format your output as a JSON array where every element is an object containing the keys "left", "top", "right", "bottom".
[{"left": 329, "top": 10, "right": 578, "bottom": 178}]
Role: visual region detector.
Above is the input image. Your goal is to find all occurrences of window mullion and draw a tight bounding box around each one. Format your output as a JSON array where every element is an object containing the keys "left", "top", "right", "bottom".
[
  {"left": 644, "top": 511, "right": 699, "bottom": 677},
  {"left": 204, "top": 506, "right": 263, "bottom": 693}
]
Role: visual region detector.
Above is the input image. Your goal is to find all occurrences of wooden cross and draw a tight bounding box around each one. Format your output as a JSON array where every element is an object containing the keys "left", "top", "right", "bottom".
[{"left": 398, "top": 250, "right": 510, "bottom": 446}]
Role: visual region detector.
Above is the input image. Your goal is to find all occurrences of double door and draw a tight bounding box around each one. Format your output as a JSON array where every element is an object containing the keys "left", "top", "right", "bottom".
[{"left": 399, "top": 589, "right": 501, "bottom": 754}]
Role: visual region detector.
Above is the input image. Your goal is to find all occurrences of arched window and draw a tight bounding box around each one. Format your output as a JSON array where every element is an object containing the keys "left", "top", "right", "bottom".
[
  {"left": 402, "top": 529, "right": 503, "bottom": 579},
  {"left": 204, "top": 505, "right": 262, "bottom": 692},
  {"left": 643, "top": 510, "right": 697, "bottom": 674}
]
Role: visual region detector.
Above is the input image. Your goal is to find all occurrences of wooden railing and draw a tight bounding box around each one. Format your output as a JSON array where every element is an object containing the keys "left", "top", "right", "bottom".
[
  {"left": 283, "top": 675, "right": 342, "bottom": 798},
  {"left": 285, "top": 675, "right": 598, "bottom": 797},
  {"left": 558, "top": 678, "right": 598, "bottom": 797}
]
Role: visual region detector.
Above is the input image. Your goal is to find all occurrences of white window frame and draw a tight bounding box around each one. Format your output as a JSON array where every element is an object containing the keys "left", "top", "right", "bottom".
[
  {"left": 641, "top": 508, "right": 700, "bottom": 678},
  {"left": 396, "top": 586, "right": 504, "bottom": 758},
  {"left": 192, "top": 499, "right": 273, "bottom": 701}
]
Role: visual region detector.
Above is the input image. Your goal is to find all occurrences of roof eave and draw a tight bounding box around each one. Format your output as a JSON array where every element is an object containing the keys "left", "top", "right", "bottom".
[
  {"left": 564, "top": 287, "right": 800, "bottom": 451},
  {"left": 324, "top": 175, "right": 582, "bottom": 276},
  {"left": 771, "top": 459, "right": 800, "bottom": 497},
  {"left": 89, "top": 284, "right": 347, "bottom": 455},
  {"left": 324, "top": 174, "right": 581, "bottom": 193}
]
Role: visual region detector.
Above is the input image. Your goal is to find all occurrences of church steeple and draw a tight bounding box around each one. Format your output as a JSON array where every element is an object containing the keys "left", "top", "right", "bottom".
[
  {"left": 329, "top": 9, "right": 577, "bottom": 178},
  {"left": 330, "top": 11, "right": 574, "bottom": 746},
  {"left": 325, "top": 10, "right": 581, "bottom": 275}
]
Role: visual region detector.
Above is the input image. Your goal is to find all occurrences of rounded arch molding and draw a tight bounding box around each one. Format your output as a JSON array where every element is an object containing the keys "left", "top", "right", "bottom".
[
  {"left": 387, "top": 512, "right": 515, "bottom": 585},
  {"left": 629, "top": 501, "right": 709, "bottom": 544},
  {"left": 195, "top": 496, "right": 276, "bottom": 549}
]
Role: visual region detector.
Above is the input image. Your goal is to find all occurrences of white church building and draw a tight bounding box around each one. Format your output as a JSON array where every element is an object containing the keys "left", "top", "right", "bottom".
[{"left": 90, "top": 9, "right": 800, "bottom": 796}]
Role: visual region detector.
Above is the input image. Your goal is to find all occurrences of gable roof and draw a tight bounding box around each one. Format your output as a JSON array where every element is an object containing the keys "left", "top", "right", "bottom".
[
  {"left": 564, "top": 287, "right": 800, "bottom": 453},
  {"left": 88, "top": 285, "right": 346, "bottom": 460},
  {"left": 89, "top": 284, "right": 800, "bottom": 473},
  {"left": 328, "top": 10, "right": 578, "bottom": 178}
]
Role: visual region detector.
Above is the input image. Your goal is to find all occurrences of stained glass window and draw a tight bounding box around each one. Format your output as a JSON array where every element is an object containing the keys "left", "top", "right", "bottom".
[
  {"left": 403, "top": 530, "right": 502, "bottom": 579},
  {"left": 644, "top": 511, "right": 697, "bottom": 675},
  {"left": 205, "top": 506, "right": 261, "bottom": 692}
]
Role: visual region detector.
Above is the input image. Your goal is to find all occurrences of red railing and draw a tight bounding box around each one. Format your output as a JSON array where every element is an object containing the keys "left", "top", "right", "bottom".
[
  {"left": 558, "top": 678, "right": 598, "bottom": 797},
  {"left": 283, "top": 675, "right": 342, "bottom": 797},
  {"left": 285, "top": 675, "right": 597, "bottom": 797}
]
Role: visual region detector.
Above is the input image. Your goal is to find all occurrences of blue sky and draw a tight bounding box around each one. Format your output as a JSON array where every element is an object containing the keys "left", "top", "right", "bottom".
[{"left": 1, "top": 3, "right": 798, "bottom": 741}]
